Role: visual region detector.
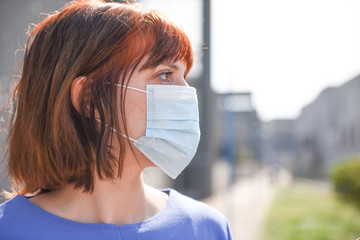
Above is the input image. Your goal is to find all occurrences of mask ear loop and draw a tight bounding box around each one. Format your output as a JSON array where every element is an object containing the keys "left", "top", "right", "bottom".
[
  {"left": 112, "top": 83, "right": 147, "bottom": 142},
  {"left": 102, "top": 83, "right": 147, "bottom": 142},
  {"left": 114, "top": 83, "right": 147, "bottom": 94},
  {"left": 114, "top": 83, "right": 149, "bottom": 173},
  {"left": 95, "top": 118, "right": 136, "bottom": 142}
]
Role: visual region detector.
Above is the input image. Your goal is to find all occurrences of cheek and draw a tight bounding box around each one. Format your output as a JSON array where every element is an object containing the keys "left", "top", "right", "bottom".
[{"left": 123, "top": 93, "right": 147, "bottom": 139}]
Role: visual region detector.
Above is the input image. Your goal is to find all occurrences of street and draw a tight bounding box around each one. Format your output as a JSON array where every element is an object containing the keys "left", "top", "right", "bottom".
[{"left": 203, "top": 167, "right": 291, "bottom": 240}]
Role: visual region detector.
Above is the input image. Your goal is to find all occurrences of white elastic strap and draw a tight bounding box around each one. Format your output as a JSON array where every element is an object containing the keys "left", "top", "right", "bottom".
[
  {"left": 95, "top": 118, "right": 136, "bottom": 142},
  {"left": 114, "top": 84, "right": 147, "bottom": 94}
]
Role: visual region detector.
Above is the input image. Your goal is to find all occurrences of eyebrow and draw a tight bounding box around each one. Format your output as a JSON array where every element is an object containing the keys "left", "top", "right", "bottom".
[{"left": 161, "top": 63, "right": 178, "bottom": 70}]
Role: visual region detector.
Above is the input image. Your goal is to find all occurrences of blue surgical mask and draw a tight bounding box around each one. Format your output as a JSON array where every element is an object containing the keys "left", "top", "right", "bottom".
[{"left": 115, "top": 84, "right": 201, "bottom": 179}]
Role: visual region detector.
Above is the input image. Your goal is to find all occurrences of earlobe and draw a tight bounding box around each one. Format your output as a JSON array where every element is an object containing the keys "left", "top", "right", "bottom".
[{"left": 70, "top": 76, "right": 87, "bottom": 113}]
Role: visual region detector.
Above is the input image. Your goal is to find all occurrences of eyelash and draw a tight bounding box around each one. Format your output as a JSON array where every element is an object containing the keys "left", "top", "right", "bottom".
[{"left": 157, "top": 71, "right": 172, "bottom": 82}]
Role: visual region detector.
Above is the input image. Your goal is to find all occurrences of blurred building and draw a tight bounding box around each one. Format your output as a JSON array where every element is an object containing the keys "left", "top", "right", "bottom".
[
  {"left": 217, "top": 93, "right": 262, "bottom": 167},
  {"left": 262, "top": 119, "right": 298, "bottom": 173},
  {"left": 295, "top": 75, "right": 360, "bottom": 178},
  {"left": 263, "top": 75, "right": 360, "bottom": 179}
]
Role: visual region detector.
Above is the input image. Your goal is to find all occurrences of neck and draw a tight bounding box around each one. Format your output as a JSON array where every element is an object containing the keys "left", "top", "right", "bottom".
[
  {"left": 68, "top": 173, "right": 148, "bottom": 225},
  {"left": 29, "top": 169, "right": 168, "bottom": 225}
]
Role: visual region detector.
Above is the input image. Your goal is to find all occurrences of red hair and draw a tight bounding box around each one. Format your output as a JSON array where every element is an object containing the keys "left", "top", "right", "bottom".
[{"left": 6, "top": 0, "right": 193, "bottom": 196}]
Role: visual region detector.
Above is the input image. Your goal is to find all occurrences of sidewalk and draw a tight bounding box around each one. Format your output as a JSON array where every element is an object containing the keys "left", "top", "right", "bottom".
[{"left": 203, "top": 167, "right": 291, "bottom": 240}]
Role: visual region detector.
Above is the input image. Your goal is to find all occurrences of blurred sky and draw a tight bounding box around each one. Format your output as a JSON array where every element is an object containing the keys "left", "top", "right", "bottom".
[{"left": 144, "top": 0, "right": 360, "bottom": 122}]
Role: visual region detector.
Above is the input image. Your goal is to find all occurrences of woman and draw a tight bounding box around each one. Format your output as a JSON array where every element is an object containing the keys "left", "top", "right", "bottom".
[{"left": 0, "top": 0, "right": 233, "bottom": 239}]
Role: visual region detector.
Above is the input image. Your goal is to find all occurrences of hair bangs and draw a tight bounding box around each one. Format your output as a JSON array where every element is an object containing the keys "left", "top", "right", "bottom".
[{"left": 140, "top": 10, "right": 193, "bottom": 76}]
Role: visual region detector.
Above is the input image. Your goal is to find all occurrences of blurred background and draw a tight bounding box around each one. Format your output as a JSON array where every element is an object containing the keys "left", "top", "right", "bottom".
[{"left": 1, "top": 0, "right": 360, "bottom": 239}]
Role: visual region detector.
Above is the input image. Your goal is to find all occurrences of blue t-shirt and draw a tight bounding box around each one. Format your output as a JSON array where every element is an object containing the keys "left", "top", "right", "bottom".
[{"left": 0, "top": 189, "right": 233, "bottom": 239}]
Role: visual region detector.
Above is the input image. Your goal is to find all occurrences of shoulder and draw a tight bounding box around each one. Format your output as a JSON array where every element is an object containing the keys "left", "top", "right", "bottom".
[
  {"left": 0, "top": 195, "right": 27, "bottom": 237},
  {"left": 167, "top": 189, "right": 233, "bottom": 239},
  {"left": 169, "top": 189, "right": 226, "bottom": 220},
  {"left": 0, "top": 195, "right": 65, "bottom": 239},
  {"left": 0, "top": 195, "right": 22, "bottom": 220}
]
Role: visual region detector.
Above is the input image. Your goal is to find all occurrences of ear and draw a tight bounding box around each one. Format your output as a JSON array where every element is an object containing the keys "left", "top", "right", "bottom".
[{"left": 70, "top": 76, "right": 87, "bottom": 113}]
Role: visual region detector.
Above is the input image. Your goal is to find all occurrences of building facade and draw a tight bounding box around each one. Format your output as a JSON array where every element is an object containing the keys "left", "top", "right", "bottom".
[
  {"left": 262, "top": 75, "right": 360, "bottom": 179},
  {"left": 295, "top": 75, "right": 360, "bottom": 178}
]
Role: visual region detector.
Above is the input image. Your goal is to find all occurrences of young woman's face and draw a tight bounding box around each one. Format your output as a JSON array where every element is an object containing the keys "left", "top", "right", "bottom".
[{"left": 117, "top": 59, "right": 189, "bottom": 167}]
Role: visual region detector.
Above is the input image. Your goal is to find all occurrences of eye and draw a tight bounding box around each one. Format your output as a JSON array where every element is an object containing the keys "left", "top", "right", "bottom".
[{"left": 157, "top": 71, "right": 172, "bottom": 82}]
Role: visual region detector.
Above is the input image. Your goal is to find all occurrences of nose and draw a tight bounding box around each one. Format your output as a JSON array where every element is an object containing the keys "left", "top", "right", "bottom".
[{"left": 174, "top": 77, "right": 188, "bottom": 86}]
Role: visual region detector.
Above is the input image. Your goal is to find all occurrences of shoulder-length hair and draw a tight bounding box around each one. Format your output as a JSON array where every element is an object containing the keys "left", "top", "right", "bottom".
[{"left": 6, "top": 0, "right": 193, "bottom": 196}]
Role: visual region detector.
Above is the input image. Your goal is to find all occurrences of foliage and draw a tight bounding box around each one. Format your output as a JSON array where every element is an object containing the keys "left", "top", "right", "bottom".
[
  {"left": 261, "top": 181, "right": 360, "bottom": 240},
  {"left": 330, "top": 156, "right": 360, "bottom": 207}
]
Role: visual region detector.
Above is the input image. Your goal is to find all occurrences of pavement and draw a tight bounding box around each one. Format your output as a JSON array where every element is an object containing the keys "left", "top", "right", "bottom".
[{"left": 203, "top": 167, "right": 291, "bottom": 240}]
